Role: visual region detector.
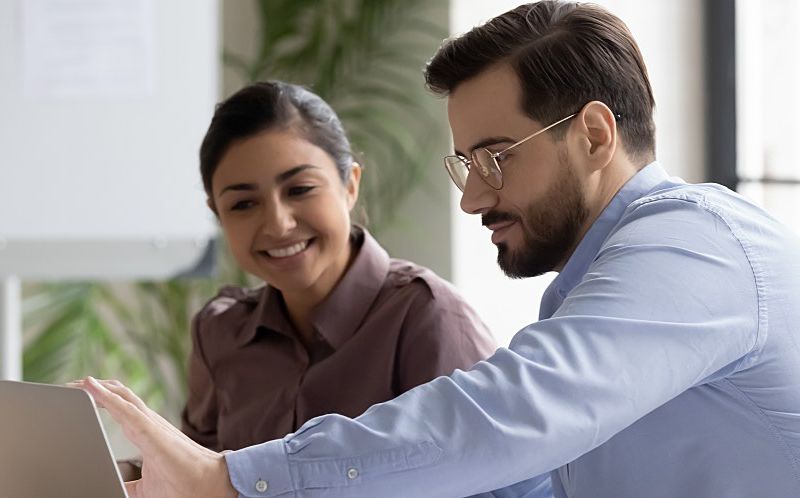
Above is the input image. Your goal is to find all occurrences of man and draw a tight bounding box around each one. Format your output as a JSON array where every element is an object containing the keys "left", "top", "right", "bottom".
[{"left": 79, "top": 2, "right": 800, "bottom": 497}]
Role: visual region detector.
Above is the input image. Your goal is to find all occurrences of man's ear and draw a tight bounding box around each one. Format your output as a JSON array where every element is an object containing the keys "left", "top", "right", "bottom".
[
  {"left": 570, "top": 100, "right": 617, "bottom": 173},
  {"left": 346, "top": 162, "right": 362, "bottom": 210}
]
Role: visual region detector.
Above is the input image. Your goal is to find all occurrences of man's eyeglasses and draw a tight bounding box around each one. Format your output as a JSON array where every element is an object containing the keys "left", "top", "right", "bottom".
[{"left": 443, "top": 113, "right": 577, "bottom": 192}]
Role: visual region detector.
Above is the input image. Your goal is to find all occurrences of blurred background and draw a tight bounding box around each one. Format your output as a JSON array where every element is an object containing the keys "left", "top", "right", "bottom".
[{"left": 0, "top": 0, "right": 797, "bottom": 455}]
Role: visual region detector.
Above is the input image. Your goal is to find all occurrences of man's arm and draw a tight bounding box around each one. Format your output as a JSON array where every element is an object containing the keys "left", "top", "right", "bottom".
[
  {"left": 80, "top": 197, "right": 761, "bottom": 498},
  {"left": 224, "top": 197, "right": 761, "bottom": 497}
]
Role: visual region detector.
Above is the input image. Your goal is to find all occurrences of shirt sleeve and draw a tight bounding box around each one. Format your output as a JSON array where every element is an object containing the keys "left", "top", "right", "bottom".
[
  {"left": 477, "top": 473, "right": 553, "bottom": 498},
  {"left": 395, "top": 279, "right": 497, "bottom": 392},
  {"left": 224, "top": 196, "right": 761, "bottom": 498},
  {"left": 181, "top": 310, "right": 221, "bottom": 451}
]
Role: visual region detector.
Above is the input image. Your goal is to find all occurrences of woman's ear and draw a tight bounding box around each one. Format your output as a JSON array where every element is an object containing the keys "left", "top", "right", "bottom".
[
  {"left": 206, "top": 197, "right": 219, "bottom": 218},
  {"left": 346, "top": 162, "right": 362, "bottom": 210}
]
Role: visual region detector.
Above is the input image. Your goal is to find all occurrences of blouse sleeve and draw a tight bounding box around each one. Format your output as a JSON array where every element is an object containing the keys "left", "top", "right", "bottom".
[
  {"left": 180, "top": 309, "right": 221, "bottom": 451},
  {"left": 395, "top": 277, "right": 497, "bottom": 392}
]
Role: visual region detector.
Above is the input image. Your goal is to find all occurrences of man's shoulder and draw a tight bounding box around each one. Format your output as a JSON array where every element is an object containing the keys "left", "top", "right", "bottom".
[
  {"left": 597, "top": 182, "right": 761, "bottom": 258},
  {"left": 623, "top": 181, "right": 770, "bottom": 230},
  {"left": 633, "top": 181, "right": 730, "bottom": 209}
]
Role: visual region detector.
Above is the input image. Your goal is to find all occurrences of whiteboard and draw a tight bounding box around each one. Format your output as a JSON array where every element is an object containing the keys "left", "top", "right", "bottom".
[{"left": 0, "top": 0, "right": 219, "bottom": 280}]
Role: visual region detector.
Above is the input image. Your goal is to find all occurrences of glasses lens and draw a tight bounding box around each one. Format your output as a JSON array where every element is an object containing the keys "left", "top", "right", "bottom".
[
  {"left": 473, "top": 148, "right": 503, "bottom": 189},
  {"left": 444, "top": 156, "right": 469, "bottom": 191}
]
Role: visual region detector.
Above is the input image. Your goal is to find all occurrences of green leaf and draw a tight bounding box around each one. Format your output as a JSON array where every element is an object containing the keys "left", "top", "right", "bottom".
[{"left": 22, "top": 0, "right": 450, "bottom": 421}]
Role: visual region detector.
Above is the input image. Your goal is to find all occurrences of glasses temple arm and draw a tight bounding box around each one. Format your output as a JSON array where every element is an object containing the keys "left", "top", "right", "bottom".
[{"left": 495, "top": 112, "right": 578, "bottom": 157}]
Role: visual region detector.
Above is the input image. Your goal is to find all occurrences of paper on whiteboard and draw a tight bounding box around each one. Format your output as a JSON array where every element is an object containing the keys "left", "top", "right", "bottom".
[{"left": 21, "top": 0, "right": 156, "bottom": 98}]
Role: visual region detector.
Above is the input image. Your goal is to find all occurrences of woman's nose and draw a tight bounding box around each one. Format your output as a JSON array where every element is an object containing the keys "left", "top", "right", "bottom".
[{"left": 260, "top": 200, "right": 297, "bottom": 237}]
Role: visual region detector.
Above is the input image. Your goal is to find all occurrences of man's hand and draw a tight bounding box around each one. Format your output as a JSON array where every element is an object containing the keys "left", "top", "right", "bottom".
[
  {"left": 71, "top": 377, "right": 238, "bottom": 498},
  {"left": 117, "top": 458, "right": 143, "bottom": 482}
]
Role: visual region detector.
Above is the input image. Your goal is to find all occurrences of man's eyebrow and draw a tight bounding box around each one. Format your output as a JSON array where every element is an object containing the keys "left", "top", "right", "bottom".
[{"left": 454, "top": 136, "right": 516, "bottom": 157}]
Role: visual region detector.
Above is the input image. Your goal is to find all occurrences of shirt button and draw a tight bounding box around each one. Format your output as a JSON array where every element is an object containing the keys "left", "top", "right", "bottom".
[
  {"left": 255, "top": 479, "right": 269, "bottom": 493},
  {"left": 347, "top": 467, "right": 359, "bottom": 479}
]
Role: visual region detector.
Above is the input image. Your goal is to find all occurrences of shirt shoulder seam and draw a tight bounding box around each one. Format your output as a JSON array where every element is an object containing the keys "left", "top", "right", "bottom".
[{"left": 623, "top": 192, "right": 767, "bottom": 361}]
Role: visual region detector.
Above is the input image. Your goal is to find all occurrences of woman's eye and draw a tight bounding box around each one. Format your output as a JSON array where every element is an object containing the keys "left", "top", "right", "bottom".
[
  {"left": 495, "top": 152, "right": 511, "bottom": 163},
  {"left": 230, "top": 200, "right": 256, "bottom": 211},
  {"left": 288, "top": 186, "right": 315, "bottom": 197}
]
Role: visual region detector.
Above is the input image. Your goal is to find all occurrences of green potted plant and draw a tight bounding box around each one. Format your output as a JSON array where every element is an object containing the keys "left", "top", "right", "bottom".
[{"left": 23, "top": 0, "right": 449, "bottom": 420}]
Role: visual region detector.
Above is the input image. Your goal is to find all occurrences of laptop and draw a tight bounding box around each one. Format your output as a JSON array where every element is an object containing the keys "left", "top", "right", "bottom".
[{"left": 0, "top": 380, "right": 128, "bottom": 498}]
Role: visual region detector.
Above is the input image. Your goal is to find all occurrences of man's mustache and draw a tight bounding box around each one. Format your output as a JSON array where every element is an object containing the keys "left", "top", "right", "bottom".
[{"left": 482, "top": 210, "right": 518, "bottom": 227}]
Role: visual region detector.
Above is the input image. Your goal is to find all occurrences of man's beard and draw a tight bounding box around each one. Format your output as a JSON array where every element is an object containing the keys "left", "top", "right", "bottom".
[{"left": 485, "top": 154, "right": 589, "bottom": 279}]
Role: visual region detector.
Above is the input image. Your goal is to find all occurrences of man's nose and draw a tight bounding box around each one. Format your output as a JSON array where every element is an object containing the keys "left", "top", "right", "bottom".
[{"left": 459, "top": 167, "right": 498, "bottom": 216}]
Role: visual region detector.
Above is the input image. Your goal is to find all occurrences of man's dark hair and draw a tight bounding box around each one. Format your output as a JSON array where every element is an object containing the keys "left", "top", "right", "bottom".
[
  {"left": 199, "top": 81, "right": 354, "bottom": 197},
  {"left": 424, "top": 1, "right": 656, "bottom": 163}
]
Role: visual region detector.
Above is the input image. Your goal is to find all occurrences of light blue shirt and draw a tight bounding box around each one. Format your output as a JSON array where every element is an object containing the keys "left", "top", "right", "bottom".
[{"left": 225, "top": 163, "right": 800, "bottom": 497}]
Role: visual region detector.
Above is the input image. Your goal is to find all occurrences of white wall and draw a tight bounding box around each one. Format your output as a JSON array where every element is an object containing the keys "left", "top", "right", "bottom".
[
  {"left": 0, "top": 0, "right": 220, "bottom": 280},
  {"left": 449, "top": 0, "right": 706, "bottom": 346}
]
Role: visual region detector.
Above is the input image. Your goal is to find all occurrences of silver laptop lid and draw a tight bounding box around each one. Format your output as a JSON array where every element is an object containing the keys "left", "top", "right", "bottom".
[{"left": 0, "top": 380, "right": 128, "bottom": 498}]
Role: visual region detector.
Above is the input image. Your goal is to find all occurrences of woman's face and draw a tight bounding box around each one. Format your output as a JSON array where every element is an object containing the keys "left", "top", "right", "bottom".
[{"left": 210, "top": 130, "right": 360, "bottom": 297}]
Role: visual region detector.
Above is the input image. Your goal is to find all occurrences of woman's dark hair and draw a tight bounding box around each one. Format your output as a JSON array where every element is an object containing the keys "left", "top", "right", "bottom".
[
  {"left": 424, "top": 1, "right": 656, "bottom": 164},
  {"left": 200, "top": 81, "right": 354, "bottom": 197}
]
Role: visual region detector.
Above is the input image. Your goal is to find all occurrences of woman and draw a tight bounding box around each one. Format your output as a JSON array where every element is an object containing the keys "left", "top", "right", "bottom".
[{"left": 179, "top": 81, "right": 495, "bottom": 452}]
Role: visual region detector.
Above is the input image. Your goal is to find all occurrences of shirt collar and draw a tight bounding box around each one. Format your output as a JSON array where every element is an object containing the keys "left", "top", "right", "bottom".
[
  {"left": 236, "top": 285, "right": 293, "bottom": 347},
  {"left": 236, "top": 227, "right": 390, "bottom": 349},
  {"left": 311, "top": 227, "right": 390, "bottom": 350},
  {"left": 541, "top": 162, "right": 672, "bottom": 317}
]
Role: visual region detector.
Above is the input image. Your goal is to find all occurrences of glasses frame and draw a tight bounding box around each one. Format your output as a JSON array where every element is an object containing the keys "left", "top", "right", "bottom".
[{"left": 444, "top": 112, "right": 577, "bottom": 191}]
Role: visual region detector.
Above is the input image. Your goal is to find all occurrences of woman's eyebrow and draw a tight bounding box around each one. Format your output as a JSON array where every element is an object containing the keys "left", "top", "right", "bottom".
[
  {"left": 275, "top": 164, "right": 320, "bottom": 184},
  {"left": 218, "top": 165, "right": 322, "bottom": 196},
  {"left": 219, "top": 183, "right": 257, "bottom": 196}
]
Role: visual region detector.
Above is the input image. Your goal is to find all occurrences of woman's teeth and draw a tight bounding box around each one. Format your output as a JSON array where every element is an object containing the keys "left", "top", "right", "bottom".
[{"left": 266, "top": 240, "right": 309, "bottom": 258}]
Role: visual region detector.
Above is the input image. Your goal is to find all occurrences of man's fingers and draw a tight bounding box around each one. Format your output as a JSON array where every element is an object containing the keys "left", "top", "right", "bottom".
[
  {"left": 77, "top": 378, "right": 151, "bottom": 417},
  {"left": 83, "top": 377, "right": 153, "bottom": 441},
  {"left": 95, "top": 379, "right": 149, "bottom": 413},
  {"left": 81, "top": 377, "right": 206, "bottom": 458},
  {"left": 88, "top": 378, "right": 202, "bottom": 449},
  {"left": 124, "top": 479, "right": 142, "bottom": 498},
  {"left": 98, "top": 380, "right": 187, "bottom": 437}
]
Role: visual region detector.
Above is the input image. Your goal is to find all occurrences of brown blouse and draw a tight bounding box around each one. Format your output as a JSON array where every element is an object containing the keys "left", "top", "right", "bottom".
[{"left": 181, "top": 229, "right": 496, "bottom": 451}]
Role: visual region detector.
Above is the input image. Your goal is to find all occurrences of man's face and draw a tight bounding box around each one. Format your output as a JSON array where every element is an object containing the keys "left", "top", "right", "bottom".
[{"left": 447, "top": 64, "right": 589, "bottom": 277}]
